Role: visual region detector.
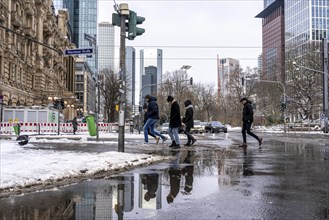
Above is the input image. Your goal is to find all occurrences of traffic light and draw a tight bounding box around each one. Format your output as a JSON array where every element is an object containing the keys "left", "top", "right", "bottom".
[
  {"left": 127, "top": 11, "right": 145, "bottom": 40},
  {"left": 112, "top": 13, "right": 121, "bottom": 27},
  {"left": 53, "top": 100, "right": 58, "bottom": 109},
  {"left": 190, "top": 77, "right": 193, "bottom": 85},
  {"left": 241, "top": 77, "right": 245, "bottom": 86}
]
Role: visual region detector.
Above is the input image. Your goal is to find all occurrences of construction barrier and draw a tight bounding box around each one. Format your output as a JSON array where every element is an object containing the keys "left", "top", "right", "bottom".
[{"left": 0, "top": 122, "right": 132, "bottom": 134}]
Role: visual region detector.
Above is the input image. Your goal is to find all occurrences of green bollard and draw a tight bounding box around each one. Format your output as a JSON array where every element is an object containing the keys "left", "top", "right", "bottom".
[{"left": 86, "top": 115, "right": 97, "bottom": 136}]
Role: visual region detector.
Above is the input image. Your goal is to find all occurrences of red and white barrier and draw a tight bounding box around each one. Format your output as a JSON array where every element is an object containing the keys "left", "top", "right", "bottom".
[{"left": 0, "top": 122, "right": 133, "bottom": 134}]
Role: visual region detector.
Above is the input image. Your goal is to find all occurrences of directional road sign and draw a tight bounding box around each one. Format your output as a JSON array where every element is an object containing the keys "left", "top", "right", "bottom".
[
  {"left": 64, "top": 48, "right": 93, "bottom": 56},
  {"left": 84, "top": 33, "right": 96, "bottom": 45}
]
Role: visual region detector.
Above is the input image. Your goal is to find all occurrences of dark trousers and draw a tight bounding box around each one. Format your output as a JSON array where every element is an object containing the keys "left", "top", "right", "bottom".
[
  {"left": 242, "top": 121, "right": 259, "bottom": 143},
  {"left": 184, "top": 127, "right": 195, "bottom": 144}
]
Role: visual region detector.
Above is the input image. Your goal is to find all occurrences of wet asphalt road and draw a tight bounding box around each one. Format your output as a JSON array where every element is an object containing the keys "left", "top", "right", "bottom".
[{"left": 0, "top": 131, "right": 329, "bottom": 219}]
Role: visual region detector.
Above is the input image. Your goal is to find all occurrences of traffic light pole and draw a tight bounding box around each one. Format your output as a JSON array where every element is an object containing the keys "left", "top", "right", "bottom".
[{"left": 118, "top": 13, "right": 127, "bottom": 152}]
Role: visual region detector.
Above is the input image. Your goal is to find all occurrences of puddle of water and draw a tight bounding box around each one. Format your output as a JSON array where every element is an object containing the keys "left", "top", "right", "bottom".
[{"left": 0, "top": 143, "right": 328, "bottom": 219}]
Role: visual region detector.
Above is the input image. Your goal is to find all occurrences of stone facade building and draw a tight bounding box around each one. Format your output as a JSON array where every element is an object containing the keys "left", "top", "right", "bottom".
[{"left": 0, "top": 0, "right": 76, "bottom": 120}]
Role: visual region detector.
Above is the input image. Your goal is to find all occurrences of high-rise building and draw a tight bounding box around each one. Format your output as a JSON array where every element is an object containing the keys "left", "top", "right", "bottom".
[
  {"left": 126, "top": 47, "right": 136, "bottom": 113},
  {"left": 256, "top": 0, "right": 285, "bottom": 81},
  {"left": 54, "top": 0, "right": 98, "bottom": 74},
  {"left": 98, "top": 22, "right": 115, "bottom": 71},
  {"left": 217, "top": 58, "right": 240, "bottom": 97},
  {"left": 264, "top": 0, "right": 276, "bottom": 8},
  {"left": 140, "top": 49, "right": 163, "bottom": 103},
  {"left": 285, "top": 0, "right": 329, "bottom": 52}
]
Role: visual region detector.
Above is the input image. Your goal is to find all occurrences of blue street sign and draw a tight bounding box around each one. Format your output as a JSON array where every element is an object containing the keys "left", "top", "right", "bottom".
[
  {"left": 84, "top": 33, "right": 96, "bottom": 44},
  {"left": 64, "top": 48, "right": 93, "bottom": 56}
]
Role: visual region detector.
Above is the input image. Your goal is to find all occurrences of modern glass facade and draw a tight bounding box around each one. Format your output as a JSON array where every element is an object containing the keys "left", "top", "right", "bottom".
[
  {"left": 53, "top": 0, "right": 98, "bottom": 74},
  {"left": 126, "top": 47, "right": 136, "bottom": 109},
  {"left": 285, "top": 0, "right": 329, "bottom": 53},
  {"left": 140, "top": 49, "right": 163, "bottom": 101},
  {"left": 265, "top": 0, "right": 276, "bottom": 8},
  {"left": 98, "top": 22, "right": 115, "bottom": 71}
]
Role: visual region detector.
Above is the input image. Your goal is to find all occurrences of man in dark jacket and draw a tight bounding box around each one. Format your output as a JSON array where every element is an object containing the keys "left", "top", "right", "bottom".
[
  {"left": 143, "top": 94, "right": 168, "bottom": 144},
  {"left": 72, "top": 116, "right": 78, "bottom": 134},
  {"left": 167, "top": 95, "right": 181, "bottom": 149},
  {"left": 143, "top": 103, "right": 160, "bottom": 144},
  {"left": 240, "top": 97, "right": 263, "bottom": 148},
  {"left": 182, "top": 100, "right": 196, "bottom": 146}
]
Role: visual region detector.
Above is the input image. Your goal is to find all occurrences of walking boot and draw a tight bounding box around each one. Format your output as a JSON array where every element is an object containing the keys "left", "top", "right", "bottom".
[{"left": 169, "top": 141, "right": 176, "bottom": 148}]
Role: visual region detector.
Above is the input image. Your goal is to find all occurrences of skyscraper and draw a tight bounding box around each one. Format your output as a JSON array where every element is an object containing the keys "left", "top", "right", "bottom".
[
  {"left": 98, "top": 22, "right": 115, "bottom": 71},
  {"left": 126, "top": 47, "right": 136, "bottom": 112},
  {"left": 140, "top": 49, "right": 163, "bottom": 102},
  {"left": 256, "top": 0, "right": 285, "bottom": 81},
  {"left": 53, "top": 0, "right": 98, "bottom": 74},
  {"left": 217, "top": 58, "right": 240, "bottom": 97},
  {"left": 285, "top": 0, "right": 329, "bottom": 52}
]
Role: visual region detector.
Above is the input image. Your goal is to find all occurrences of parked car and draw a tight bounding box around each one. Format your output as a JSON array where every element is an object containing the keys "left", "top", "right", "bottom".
[
  {"left": 205, "top": 121, "right": 227, "bottom": 133},
  {"left": 201, "top": 122, "right": 207, "bottom": 132},
  {"left": 190, "top": 120, "right": 204, "bottom": 134},
  {"left": 161, "top": 123, "right": 169, "bottom": 134}
]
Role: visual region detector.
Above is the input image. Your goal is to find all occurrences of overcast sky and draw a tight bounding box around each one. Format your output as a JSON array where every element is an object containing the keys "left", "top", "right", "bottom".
[{"left": 98, "top": 0, "right": 263, "bottom": 85}]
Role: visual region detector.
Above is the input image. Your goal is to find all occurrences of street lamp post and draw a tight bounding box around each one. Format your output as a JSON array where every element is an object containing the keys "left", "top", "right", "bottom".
[{"left": 293, "top": 38, "right": 329, "bottom": 133}]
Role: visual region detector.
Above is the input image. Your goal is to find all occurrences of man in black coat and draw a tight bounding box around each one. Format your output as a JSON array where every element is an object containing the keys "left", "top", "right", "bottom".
[
  {"left": 167, "top": 95, "right": 181, "bottom": 149},
  {"left": 72, "top": 116, "right": 78, "bottom": 134},
  {"left": 182, "top": 100, "right": 196, "bottom": 146},
  {"left": 240, "top": 97, "right": 263, "bottom": 148}
]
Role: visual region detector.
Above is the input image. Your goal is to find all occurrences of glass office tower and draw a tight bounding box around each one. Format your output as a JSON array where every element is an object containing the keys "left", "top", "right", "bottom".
[
  {"left": 98, "top": 22, "right": 115, "bottom": 71},
  {"left": 285, "top": 0, "right": 329, "bottom": 52},
  {"left": 140, "top": 49, "right": 163, "bottom": 102},
  {"left": 53, "top": 0, "right": 98, "bottom": 74}
]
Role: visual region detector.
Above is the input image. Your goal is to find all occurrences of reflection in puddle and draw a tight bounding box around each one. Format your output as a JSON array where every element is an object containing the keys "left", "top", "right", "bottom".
[{"left": 0, "top": 143, "right": 328, "bottom": 219}]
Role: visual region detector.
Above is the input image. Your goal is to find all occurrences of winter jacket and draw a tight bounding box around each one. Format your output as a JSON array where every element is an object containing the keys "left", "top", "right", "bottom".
[
  {"left": 183, "top": 100, "right": 194, "bottom": 129},
  {"left": 169, "top": 100, "right": 181, "bottom": 128},
  {"left": 242, "top": 101, "right": 254, "bottom": 123},
  {"left": 147, "top": 96, "right": 160, "bottom": 119},
  {"left": 72, "top": 117, "right": 78, "bottom": 129}
]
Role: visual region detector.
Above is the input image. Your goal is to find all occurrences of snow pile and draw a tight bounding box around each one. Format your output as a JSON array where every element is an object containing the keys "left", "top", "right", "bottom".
[{"left": 0, "top": 140, "right": 168, "bottom": 190}]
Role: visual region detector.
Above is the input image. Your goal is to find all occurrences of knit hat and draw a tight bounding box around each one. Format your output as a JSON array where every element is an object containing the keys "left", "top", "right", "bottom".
[
  {"left": 167, "top": 95, "right": 174, "bottom": 102},
  {"left": 240, "top": 97, "right": 248, "bottom": 102},
  {"left": 145, "top": 94, "right": 151, "bottom": 100}
]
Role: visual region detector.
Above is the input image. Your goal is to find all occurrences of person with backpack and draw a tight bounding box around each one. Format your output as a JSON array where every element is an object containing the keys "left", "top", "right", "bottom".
[
  {"left": 182, "top": 100, "right": 196, "bottom": 146},
  {"left": 240, "top": 97, "right": 263, "bottom": 148}
]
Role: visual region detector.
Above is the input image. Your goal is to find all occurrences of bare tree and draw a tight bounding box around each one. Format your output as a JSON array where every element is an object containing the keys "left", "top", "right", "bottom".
[
  {"left": 99, "top": 68, "right": 120, "bottom": 122},
  {"left": 285, "top": 47, "right": 323, "bottom": 120},
  {"left": 157, "top": 70, "right": 194, "bottom": 121},
  {"left": 191, "top": 83, "right": 217, "bottom": 122}
]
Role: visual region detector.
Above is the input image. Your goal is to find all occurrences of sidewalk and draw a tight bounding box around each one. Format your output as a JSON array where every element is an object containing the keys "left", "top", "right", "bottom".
[{"left": 0, "top": 134, "right": 172, "bottom": 195}]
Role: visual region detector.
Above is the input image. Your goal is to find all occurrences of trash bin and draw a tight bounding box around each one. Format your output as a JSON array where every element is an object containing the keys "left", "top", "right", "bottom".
[
  {"left": 13, "top": 123, "right": 20, "bottom": 135},
  {"left": 86, "top": 115, "right": 97, "bottom": 136}
]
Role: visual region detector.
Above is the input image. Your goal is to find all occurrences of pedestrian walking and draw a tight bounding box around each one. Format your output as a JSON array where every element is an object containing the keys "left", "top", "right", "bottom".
[
  {"left": 143, "top": 103, "right": 160, "bottom": 144},
  {"left": 143, "top": 94, "right": 168, "bottom": 144},
  {"left": 166, "top": 167, "right": 182, "bottom": 204},
  {"left": 239, "top": 97, "right": 263, "bottom": 148},
  {"left": 167, "top": 95, "right": 181, "bottom": 149},
  {"left": 72, "top": 116, "right": 78, "bottom": 135},
  {"left": 182, "top": 100, "right": 196, "bottom": 146}
]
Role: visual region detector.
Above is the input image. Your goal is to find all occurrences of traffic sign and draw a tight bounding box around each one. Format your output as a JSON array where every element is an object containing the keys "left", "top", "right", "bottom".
[
  {"left": 64, "top": 48, "right": 93, "bottom": 56},
  {"left": 84, "top": 33, "right": 96, "bottom": 44}
]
